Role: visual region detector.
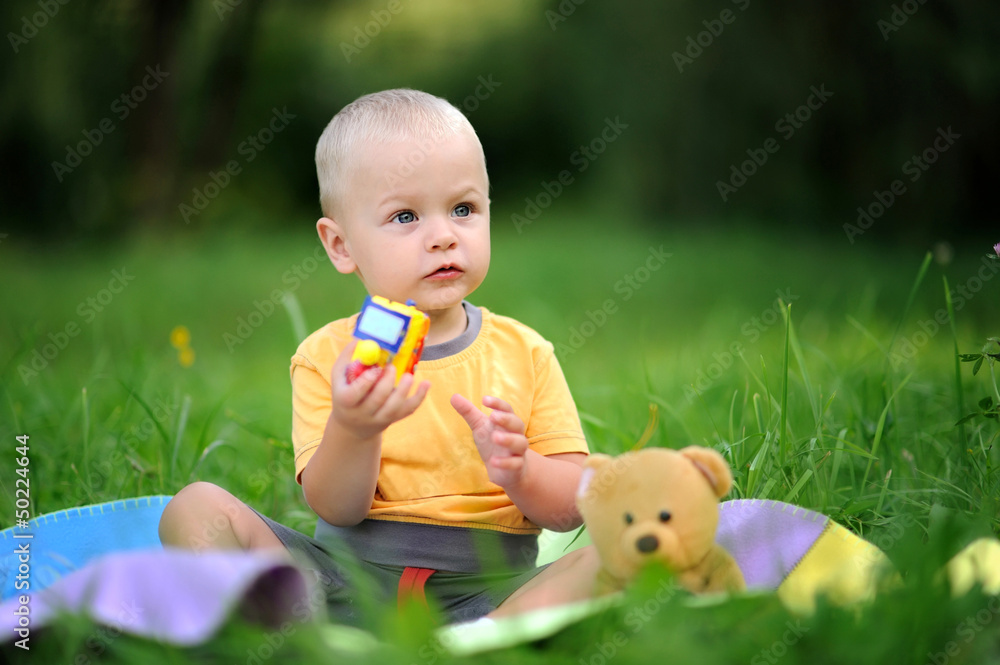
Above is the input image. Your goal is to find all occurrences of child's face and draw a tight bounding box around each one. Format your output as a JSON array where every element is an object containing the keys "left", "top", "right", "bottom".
[{"left": 320, "top": 129, "right": 490, "bottom": 316}]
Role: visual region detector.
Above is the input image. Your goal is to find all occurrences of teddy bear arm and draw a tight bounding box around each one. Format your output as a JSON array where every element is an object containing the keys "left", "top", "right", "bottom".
[
  {"left": 593, "top": 567, "right": 629, "bottom": 597},
  {"left": 680, "top": 545, "right": 746, "bottom": 594}
]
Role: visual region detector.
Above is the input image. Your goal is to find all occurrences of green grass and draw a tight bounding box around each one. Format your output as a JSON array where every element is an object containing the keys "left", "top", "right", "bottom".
[{"left": 2, "top": 219, "right": 999, "bottom": 663}]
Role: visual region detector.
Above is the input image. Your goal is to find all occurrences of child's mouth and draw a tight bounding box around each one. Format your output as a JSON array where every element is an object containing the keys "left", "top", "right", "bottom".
[{"left": 426, "top": 265, "right": 463, "bottom": 280}]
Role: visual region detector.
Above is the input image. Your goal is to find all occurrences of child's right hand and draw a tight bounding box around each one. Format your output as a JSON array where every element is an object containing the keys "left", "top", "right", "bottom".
[{"left": 329, "top": 340, "right": 430, "bottom": 440}]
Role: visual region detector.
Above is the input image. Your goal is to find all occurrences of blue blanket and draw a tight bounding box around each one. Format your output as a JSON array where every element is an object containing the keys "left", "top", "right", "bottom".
[{"left": 0, "top": 496, "right": 171, "bottom": 600}]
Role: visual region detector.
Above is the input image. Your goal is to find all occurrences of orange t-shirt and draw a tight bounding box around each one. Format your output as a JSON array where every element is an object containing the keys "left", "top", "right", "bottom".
[{"left": 290, "top": 303, "right": 589, "bottom": 534}]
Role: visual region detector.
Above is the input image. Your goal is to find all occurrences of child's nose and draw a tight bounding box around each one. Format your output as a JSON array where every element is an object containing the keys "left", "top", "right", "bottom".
[{"left": 425, "top": 215, "right": 458, "bottom": 251}]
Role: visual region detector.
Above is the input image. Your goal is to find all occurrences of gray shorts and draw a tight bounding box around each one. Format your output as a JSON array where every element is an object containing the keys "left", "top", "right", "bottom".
[{"left": 254, "top": 512, "right": 550, "bottom": 627}]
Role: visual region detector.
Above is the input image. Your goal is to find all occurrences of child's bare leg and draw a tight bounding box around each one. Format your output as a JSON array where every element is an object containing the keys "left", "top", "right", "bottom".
[
  {"left": 489, "top": 544, "right": 603, "bottom": 618},
  {"left": 159, "top": 481, "right": 284, "bottom": 552}
]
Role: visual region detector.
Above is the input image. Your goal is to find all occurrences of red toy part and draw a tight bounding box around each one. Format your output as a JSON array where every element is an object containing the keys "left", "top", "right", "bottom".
[
  {"left": 404, "top": 336, "right": 426, "bottom": 375},
  {"left": 345, "top": 360, "right": 381, "bottom": 384}
]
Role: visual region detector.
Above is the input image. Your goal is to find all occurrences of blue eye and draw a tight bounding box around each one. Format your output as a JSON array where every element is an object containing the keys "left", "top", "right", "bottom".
[
  {"left": 393, "top": 211, "right": 416, "bottom": 224},
  {"left": 453, "top": 204, "right": 471, "bottom": 218}
]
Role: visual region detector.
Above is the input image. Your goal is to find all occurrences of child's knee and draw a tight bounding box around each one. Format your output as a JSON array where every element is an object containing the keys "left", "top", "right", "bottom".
[{"left": 159, "top": 481, "right": 242, "bottom": 548}]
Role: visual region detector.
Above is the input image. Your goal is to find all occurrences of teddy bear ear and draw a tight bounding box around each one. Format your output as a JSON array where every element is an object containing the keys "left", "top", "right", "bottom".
[
  {"left": 679, "top": 446, "right": 733, "bottom": 498},
  {"left": 577, "top": 454, "right": 613, "bottom": 499}
]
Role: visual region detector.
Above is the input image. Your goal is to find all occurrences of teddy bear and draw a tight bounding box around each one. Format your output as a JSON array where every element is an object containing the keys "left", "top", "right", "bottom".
[{"left": 576, "top": 445, "right": 745, "bottom": 596}]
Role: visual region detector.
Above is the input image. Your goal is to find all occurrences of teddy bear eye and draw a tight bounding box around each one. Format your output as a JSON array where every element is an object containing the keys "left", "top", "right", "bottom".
[
  {"left": 659, "top": 510, "right": 672, "bottom": 522},
  {"left": 624, "top": 513, "right": 634, "bottom": 525}
]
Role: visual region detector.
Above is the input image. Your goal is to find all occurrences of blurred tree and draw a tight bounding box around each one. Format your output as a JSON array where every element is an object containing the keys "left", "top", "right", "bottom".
[
  {"left": 1, "top": 0, "right": 997, "bottom": 245},
  {"left": 125, "top": 0, "right": 190, "bottom": 226}
]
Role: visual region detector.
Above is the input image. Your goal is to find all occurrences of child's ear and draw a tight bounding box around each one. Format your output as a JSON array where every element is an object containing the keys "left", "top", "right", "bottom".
[{"left": 317, "top": 217, "right": 355, "bottom": 275}]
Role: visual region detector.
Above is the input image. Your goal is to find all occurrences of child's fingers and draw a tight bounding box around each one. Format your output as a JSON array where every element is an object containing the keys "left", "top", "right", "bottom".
[
  {"left": 375, "top": 373, "right": 429, "bottom": 421},
  {"left": 490, "top": 455, "right": 524, "bottom": 471},
  {"left": 451, "top": 393, "right": 487, "bottom": 431},
  {"left": 482, "top": 395, "right": 513, "bottom": 413},
  {"left": 489, "top": 407, "right": 525, "bottom": 435},
  {"left": 335, "top": 365, "right": 383, "bottom": 408},
  {"left": 331, "top": 340, "right": 359, "bottom": 378},
  {"left": 492, "top": 431, "right": 528, "bottom": 456},
  {"left": 396, "top": 379, "right": 431, "bottom": 419},
  {"left": 331, "top": 340, "right": 382, "bottom": 405},
  {"left": 362, "top": 364, "right": 398, "bottom": 414}
]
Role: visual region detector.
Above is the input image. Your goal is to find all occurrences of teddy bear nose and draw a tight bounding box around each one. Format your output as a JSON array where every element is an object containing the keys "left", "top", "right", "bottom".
[{"left": 636, "top": 535, "right": 659, "bottom": 553}]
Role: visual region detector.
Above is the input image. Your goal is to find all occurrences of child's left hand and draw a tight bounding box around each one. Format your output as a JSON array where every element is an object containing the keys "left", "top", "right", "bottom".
[{"left": 451, "top": 394, "right": 529, "bottom": 488}]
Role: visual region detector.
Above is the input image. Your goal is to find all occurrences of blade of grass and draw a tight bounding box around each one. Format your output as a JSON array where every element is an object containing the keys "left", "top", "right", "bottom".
[
  {"left": 117, "top": 380, "right": 173, "bottom": 446},
  {"left": 195, "top": 394, "right": 229, "bottom": 460},
  {"left": 692, "top": 388, "right": 726, "bottom": 448},
  {"left": 578, "top": 412, "right": 634, "bottom": 452},
  {"left": 883, "top": 251, "right": 933, "bottom": 375},
  {"left": 881, "top": 251, "right": 932, "bottom": 437},
  {"left": 875, "top": 469, "right": 892, "bottom": 515},
  {"left": 862, "top": 372, "right": 912, "bottom": 491},
  {"left": 752, "top": 393, "right": 765, "bottom": 437},
  {"left": 761, "top": 356, "right": 772, "bottom": 429},
  {"left": 225, "top": 408, "right": 291, "bottom": 448},
  {"left": 825, "top": 423, "right": 845, "bottom": 511},
  {"left": 746, "top": 430, "right": 773, "bottom": 497},
  {"left": 81, "top": 386, "right": 91, "bottom": 478},
  {"left": 846, "top": 314, "right": 889, "bottom": 356},
  {"left": 787, "top": 303, "right": 819, "bottom": 422},
  {"left": 779, "top": 301, "right": 791, "bottom": 461},
  {"left": 189, "top": 439, "right": 234, "bottom": 480},
  {"left": 728, "top": 389, "right": 738, "bottom": 446},
  {"left": 783, "top": 468, "right": 814, "bottom": 504},
  {"left": 170, "top": 394, "right": 192, "bottom": 482},
  {"left": 282, "top": 291, "right": 309, "bottom": 345},
  {"left": 943, "top": 275, "right": 966, "bottom": 445},
  {"left": 645, "top": 394, "right": 699, "bottom": 445}
]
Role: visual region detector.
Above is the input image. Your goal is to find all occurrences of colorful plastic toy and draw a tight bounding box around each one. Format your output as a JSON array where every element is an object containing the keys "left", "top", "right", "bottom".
[{"left": 345, "top": 296, "right": 430, "bottom": 385}]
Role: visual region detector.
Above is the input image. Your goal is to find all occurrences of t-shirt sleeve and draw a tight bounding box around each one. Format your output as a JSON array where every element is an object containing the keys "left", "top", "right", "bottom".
[
  {"left": 525, "top": 344, "right": 589, "bottom": 457},
  {"left": 290, "top": 352, "right": 332, "bottom": 484}
]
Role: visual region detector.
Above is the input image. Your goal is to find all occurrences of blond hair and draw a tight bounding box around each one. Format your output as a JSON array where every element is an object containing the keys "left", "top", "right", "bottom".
[{"left": 315, "top": 88, "right": 484, "bottom": 218}]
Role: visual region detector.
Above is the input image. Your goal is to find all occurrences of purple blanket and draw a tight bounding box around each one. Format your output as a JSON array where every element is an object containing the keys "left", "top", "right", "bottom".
[{"left": 1, "top": 548, "right": 317, "bottom": 649}]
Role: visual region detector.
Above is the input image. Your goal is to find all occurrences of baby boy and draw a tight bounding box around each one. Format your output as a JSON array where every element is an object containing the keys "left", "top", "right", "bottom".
[{"left": 159, "top": 88, "right": 600, "bottom": 624}]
